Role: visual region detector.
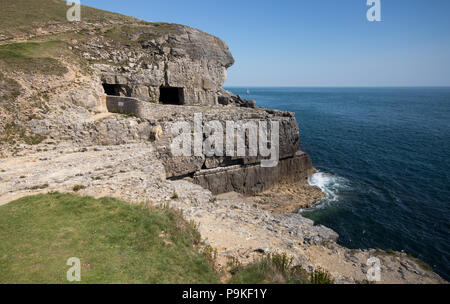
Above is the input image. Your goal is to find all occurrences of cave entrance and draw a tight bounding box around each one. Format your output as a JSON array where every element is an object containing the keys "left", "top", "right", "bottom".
[
  {"left": 102, "top": 83, "right": 122, "bottom": 96},
  {"left": 159, "top": 87, "right": 185, "bottom": 105}
]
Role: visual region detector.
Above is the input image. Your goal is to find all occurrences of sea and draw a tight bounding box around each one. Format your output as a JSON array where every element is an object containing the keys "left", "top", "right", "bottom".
[{"left": 226, "top": 87, "right": 450, "bottom": 280}]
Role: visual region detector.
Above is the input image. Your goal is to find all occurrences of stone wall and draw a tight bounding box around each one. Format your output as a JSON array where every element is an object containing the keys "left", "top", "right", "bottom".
[{"left": 105, "top": 95, "right": 146, "bottom": 116}]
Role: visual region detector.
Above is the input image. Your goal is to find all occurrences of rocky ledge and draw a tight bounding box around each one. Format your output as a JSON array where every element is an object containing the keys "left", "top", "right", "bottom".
[
  {"left": 105, "top": 95, "right": 314, "bottom": 195},
  {"left": 0, "top": 143, "right": 445, "bottom": 283}
]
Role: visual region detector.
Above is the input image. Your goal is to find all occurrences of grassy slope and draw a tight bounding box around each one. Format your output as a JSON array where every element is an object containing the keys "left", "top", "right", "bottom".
[
  {"left": 0, "top": 1, "right": 178, "bottom": 75},
  {"left": 0, "top": 41, "right": 69, "bottom": 75},
  {"left": 0, "top": 0, "right": 136, "bottom": 75},
  {"left": 228, "top": 253, "right": 333, "bottom": 284},
  {"left": 0, "top": 0, "right": 137, "bottom": 38},
  {"left": 0, "top": 193, "right": 219, "bottom": 283}
]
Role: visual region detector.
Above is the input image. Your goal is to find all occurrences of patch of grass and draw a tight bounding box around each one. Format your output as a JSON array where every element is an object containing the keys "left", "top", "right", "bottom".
[
  {"left": 0, "top": 123, "right": 46, "bottom": 145},
  {"left": 0, "top": 41, "right": 68, "bottom": 75},
  {"left": 229, "top": 253, "right": 313, "bottom": 284},
  {"left": 406, "top": 253, "right": 434, "bottom": 272},
  {"left": 103, "top": 23, "right": 178, "bottom": 47},
  {"left": 29, "top": 183, "right": 49, "bottom": 190},
  {"left": 310, "top": 268, "right": 334, "bottom": 284},
  {"left": 171, "top": 192, "right": 179, "bottom": 200},
  {"left": 72, "top": 185, "right": 86, "bottom": 192},
  {"left": 386, "top": 248, "right": 395, "bottom": 255},
  {"left": 202, "top": 245, "right": 218, "bottom": 267},
  {"left": 0, "top": 0, "right": 139, "bottom": 40},
  {"left": 226, "top": 256, "right": 242, "bottom": 275},
  {"left": 0, "top": 193, "right": 219, "bottom": 283}
]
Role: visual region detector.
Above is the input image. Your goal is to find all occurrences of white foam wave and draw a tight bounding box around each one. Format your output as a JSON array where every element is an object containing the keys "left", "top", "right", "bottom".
[{"left": 303, "top": 171, "right": 350, "bottom": 210}]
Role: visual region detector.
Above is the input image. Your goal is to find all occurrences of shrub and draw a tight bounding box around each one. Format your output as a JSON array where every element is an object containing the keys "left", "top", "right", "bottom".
[
  {"left": 72, "top": 185, "right": 86, "bottom": 192},
  {"left": 310, "top": 267, "right": 334, "bottom": 284}
]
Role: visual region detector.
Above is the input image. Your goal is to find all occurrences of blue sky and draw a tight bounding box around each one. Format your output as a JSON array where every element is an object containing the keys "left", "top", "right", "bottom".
[{"left": 80, "top": 0, "right": 450, "bottom": 87}]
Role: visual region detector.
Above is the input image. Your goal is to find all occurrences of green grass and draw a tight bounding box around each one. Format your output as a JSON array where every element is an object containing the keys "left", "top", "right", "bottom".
[
  {"left": 29, "top": 183, "right": 50, "bottom": 190},
  {"left": 0, "top": 193, "right": 219, "bottom": 283},
  {"left": 0, "top": 194, "right": 335, "bottom": 284},
  {"left": 0, "top": 41, "right": 68, "bottom": 75},
  {"left": 72, "top": 185, "right": 86, "bottom": 192},
  {"left": 228, "top": 253, "right": 333, "bottom": 284},
  {"left": 0, "top": 0, "right": 140, "bottom": 40}
]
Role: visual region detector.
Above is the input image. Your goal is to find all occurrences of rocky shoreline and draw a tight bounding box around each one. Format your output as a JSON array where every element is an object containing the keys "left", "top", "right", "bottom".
[
  {"left": 248, "top": 177, "right": 327, "bottom": 214},
  {"left": 0, "top": 141, "right": 446, "bottom": 284}
]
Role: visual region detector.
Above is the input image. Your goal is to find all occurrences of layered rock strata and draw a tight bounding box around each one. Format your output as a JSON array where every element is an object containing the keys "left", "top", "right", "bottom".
[
  {"left": 105, "top": 95, "right": 314, "bottom": 195},
  {"left": 85, "top": 24, "right": 234, "bottom": 105}
]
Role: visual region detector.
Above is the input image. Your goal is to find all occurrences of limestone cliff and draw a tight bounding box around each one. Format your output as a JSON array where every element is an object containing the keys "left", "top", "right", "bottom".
[
  {"left": 0, "top": 0, "right": 313, "bottom": 195},
  {"left": 88, "top": 23, "right": 234, "bottom": 105}
]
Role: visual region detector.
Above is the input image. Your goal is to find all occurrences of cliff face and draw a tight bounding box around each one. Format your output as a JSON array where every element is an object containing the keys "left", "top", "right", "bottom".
[
  {"left": 105, "top": 96, "right": 314, "bottom": 195},
  {"left": 86, "top": 24, "right": 234, "bottom": 105},
  {"left": 0, "top": 0, "right": 312, "bottom": 195}
]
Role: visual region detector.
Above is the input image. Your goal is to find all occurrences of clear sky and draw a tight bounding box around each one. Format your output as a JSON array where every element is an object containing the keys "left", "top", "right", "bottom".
[{"left": 80, "top": 0, "right": 450, "bottom": 87}]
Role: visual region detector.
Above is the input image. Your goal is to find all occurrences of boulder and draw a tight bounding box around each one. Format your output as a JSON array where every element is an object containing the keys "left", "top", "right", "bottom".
[
  {"left": 243, "top": 99, "right": 256, "bottom": 108},
  {"left": 218, "top": 96, "right": 230, "bottom": 105}
]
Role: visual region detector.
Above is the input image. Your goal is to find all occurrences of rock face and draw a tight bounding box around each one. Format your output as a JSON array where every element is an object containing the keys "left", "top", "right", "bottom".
[
  {"left": 193, "top": 152, "right": 314, "bottom": 195},
  {"left": 0, "top": 1, "right": 312, "bottom": 195},
  {"left": 81, "top": 24, "right": 234, "bottom": 106},
  {"left": 104, "top": 96, "right": 314, "bottom": 195}
]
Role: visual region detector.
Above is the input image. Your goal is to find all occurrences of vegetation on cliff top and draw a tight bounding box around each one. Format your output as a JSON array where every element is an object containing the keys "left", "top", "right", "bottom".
[
  {"left": 229, "top": 253, "right": 333, "bottom": 284},
  {"left": 0, "top": 0, "right": 139, "bottom": 39},
  {"left": 0, "top": 41, "right": 68, "bottom": 75},
  {"left": 0, "top": 193, "right": 331, "bottom": 284},
  {"left": 0, "top": 0, "right": 178, "bottom": 42},
  {"left": 0, "top": 193, "right": 219, "bottom": 283}
]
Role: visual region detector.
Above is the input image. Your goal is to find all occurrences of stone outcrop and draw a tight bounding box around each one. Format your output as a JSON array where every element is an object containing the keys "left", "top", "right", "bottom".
[
  {"left": 0, "top": 0, "right": 313, "bottom": 196},
  {"left": 219, "top": 94, "right": 257, "bottom": 108},
  {"left": 103, "top": 95, "right": 313, "bottom": 195},
  {"left": 79, "top": 23, "right": 234, "bottom": 106},
  {"left": 193, "top": 152, "right": 314, "bottom": 195}
]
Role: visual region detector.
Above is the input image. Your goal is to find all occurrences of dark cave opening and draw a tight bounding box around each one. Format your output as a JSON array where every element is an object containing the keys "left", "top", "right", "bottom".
[
  {"left": 102, "top": 83, "right": 122, "bottom": 96},
  {"left": 159, "top": 87, "right": 185, "bottom": 105}
]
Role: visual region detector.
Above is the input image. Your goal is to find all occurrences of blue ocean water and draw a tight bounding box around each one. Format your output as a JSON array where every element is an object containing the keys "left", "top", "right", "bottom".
[{"left": 226, "top": 87, "right": 450, "bottom": 280}]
